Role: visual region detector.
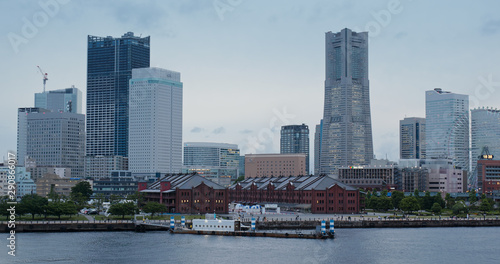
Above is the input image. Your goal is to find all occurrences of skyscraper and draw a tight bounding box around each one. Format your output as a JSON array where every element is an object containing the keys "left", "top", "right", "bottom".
[
  {"left": 400, "top": 117, "right": 426, "bottom": 159},
  {"left": 425, "top": 88, "right": 469, "bottom": 170},
  {"left": 129, "top": 67, "right": 183, "bottom": 173},
  {"left": 34, "top": 86, "right": 82, "bottom": 114},
  {"left": 471, "top": 107, "right": 500, "bottom": 188},
  {"left": 86, "top": 32, "right": 150, "bottom": 158},
  {"left": 320, "top": 28, "right": 373, "bottom": 174},
  {"left": 17, "top": 108, "right": 85, "bottom": 178},
  {"left": 280, "top": 124, "right": 310, "bottom": 174},
  {"left": 314, "top": 120, "right": 323, "bottom": 175},
  {"left": 86, "top": 32, "right": 150, "bottom": 178}
]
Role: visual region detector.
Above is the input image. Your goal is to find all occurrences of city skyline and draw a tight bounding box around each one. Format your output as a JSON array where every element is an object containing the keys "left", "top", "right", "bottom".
[{"left": 2, "top": 1, "right": 500, "bottom": 164}]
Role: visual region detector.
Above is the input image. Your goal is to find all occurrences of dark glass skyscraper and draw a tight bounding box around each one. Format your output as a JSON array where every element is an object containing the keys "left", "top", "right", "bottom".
[
  {"left": 86, "top": 32, "right": 150, "bottom": 157},
  {"left": 280, "top": 124, "right": 310, "bottom": 174},
  {"left": 320, "top": 28, "right": 373, "bottom": 174}
]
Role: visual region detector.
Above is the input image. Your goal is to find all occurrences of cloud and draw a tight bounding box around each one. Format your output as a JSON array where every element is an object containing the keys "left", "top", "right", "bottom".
[
  {"left": 394, "top": 31, "right": 407, "bottom": 39},
  {"left": 212, "top": 127, "right": 225, "bottom": 134},
  {"left": 482, "top": 19, "right": 500, "bottom": 36},
  {"left": 191, "top": 127, "right": 203, "bottom": 133},
  {"left": 240, "top": 129, "right": 253, "bottom": 134}
]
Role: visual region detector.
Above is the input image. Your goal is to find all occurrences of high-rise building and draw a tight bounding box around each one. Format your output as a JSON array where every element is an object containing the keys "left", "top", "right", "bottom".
[
  {"left": 129, "top": 67, "right": 183, "bottom": 174},
  {"left": 86, "top": 32, "right": 150, "bottom": 158},
  {"left": 400, "top": 117, "right": 426, "bottom": 159},
  {"left": 35, "top": 86, "right": 82, "bottom": 114},
  {"left": 17, "top": 108, "right": 85, "bottom": 178},
  {"left": 425, "top": 88, "right": 469, "bottom": 171},
  {"left": 280, "top": 124, "right": 310, "bottom": 174},
  {"left": 314, "top": 120, "right": 323, "bottom": 175},
  {"left": 471, "top": 108, "right": 500, "bottom": 188},
  {"left": 183, "top": 142, "right": 240, "bottom": 183},
  {"left": 86, "top": 32, "right": 150, "bottom": 178},
  {"left": 320, "top": 28, "right": 373, "bottom": 174}
]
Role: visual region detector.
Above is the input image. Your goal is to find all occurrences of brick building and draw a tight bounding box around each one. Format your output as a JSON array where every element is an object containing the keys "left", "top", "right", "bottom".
[
  {"left": 477, "top": 159, "right": 500, "bottom": 195},
  {"left": 139, "top": 173, "right": 228, "bottom": 214},
  {"left": 228, "top": 175, "right": 360, "bottom": 214}
]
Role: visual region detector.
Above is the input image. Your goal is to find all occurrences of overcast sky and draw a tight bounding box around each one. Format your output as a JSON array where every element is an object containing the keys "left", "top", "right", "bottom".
[{"left": 1, "top": 0, "right": 500, "bottom": 170}]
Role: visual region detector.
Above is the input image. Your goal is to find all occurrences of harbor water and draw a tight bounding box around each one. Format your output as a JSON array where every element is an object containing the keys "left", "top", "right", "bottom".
[{"left": 6, "top": 227, "right": 500, "bottom": 264}]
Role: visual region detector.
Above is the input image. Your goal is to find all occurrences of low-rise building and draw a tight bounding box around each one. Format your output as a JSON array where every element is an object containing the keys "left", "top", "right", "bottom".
[
  {"left": 245, "top": 153, "right": 306, "bottom": 178},
  {"left": 337, "top": 165, "right": 397, "bottom": 190},
  {"left": 228, "top": 175, "right": 360, "bottom": 214},
  {"left": 36, "top": 173, "right": 82, "bottom": 197},
  {"left": 477, "top": 159, "right": 500, "bottom": 195},
  {"left": 139, "top": 173, "right": 228, "bottom": 214}
]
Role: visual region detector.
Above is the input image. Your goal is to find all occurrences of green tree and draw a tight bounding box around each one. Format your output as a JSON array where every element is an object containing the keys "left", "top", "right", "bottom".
[
  {"left": 233, "top": 175, "right": 245, "bottom": 184},
  {"left": 94, "top": 193, "right": 106, "bottom": 212},
  {"left": 452, "top": 201, "right": 467, "bottom": 215},
  {"left": 0, "top": 196, "right": 11, "bottom": 220},
  {"left": 479, "top": 200, "right": 492, "bottom": 213},
  {"left": 445, "top": 193, "right": 455, "bottom": 209},
  {"left": 431, "top": 202, "right": 442, "bottom": 215},
  {"left": 368, "top": 196, "right": 379, "bottom": 210},
  {"left": 46, "top": 201, "right": 64, "bottom": 219},
  {"left": 422, "top": 192, "right": 434, "bottom": 211},
  {"left": 142, "top": 202, "right": 167, "bottom": 217},
  {"left": 61, "top": 201, "right": 78, "bottom": 217},
  {"left": 71, "top": 181, "right": 93, "bottom": 208},
  {"left": 127, "top": 191, "right": 145, "bottom": 207},
  {"left": 413, "top": 189, "right": 420, "bottom": 198},
  {"left": 108, "top": 202, "right": 137, "bottom": 219},
  {"left": 19, "top": 194, "right": 48, "bottom": 220},
  {"left": 378, "top": 197, "right": 393, "bottom": 211},
  {"left": 391, "top": 191, "right": 405, "bottom": 210},
  {"left": 400, "top": 196, "right": 420, "bottom": 214},
  {"left": 381, "top": 189, "right": 388, "bottom": 198},
  {"left": 434, "top": 193, "right": 445, "bottom": 208},
  {"left": 48, "top": 186, "right": 60, "bottom": 202},
  {"left": 469, "top": 190, "right": 477, "bottom": 204},
  {"left": 109, "top": 194, "right": 122, "bottom": 204}
]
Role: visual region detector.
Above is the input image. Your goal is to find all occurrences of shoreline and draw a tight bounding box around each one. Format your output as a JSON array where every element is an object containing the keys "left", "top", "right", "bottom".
[{"left": 3, "top": 219, "right": 500, "bottom": 233}]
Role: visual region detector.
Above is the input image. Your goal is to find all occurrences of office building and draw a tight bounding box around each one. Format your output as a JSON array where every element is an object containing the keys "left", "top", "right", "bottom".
[
  {"left": 86, "top": 32, "right": 150, "bottom": 177},
  {"left": 128, "top": 67, "right": 183, "bottom": 174},
  {"left": 280, "top": 124, "right": 310, "bottom": 174},
  {"left": 314, "top": 120, "right": 323, "bottom": 175},
  {"left": 337, "top": 165, "right": 397, "bottom": 190},
  {"left": 36, "top": 173, "right": 82, "bottom": 197},
  {"left": 421, "top": 159, "right": 466, "bottom": 193},
  {"left": 471, "top": 108, "right": 500, "bottom": 188},
  {"left": 244, "top": 153, "right": 306, "bottom": 178},
  {"left": 477, "top": 159, "right": 500, "bottom": 195},
  {"left": 17, "top": 108, "right": 85, "bottom": 178},
  {"left": 14, "top": 167, "right": 36, "bottom": 199},
  {"left": 183, "top": 142, "right": 240, "bottom": 182},
  {"left": 34, "top": 86, "right": 82, "bottom": 114},
  {"left": 400, "top": 117, "right": 426, "bottom": 159},
  {"left": 85, "top": 156, "right": 128, "bottom": 180},
  {"left": 320, "top": 28, "right": 373, "bottom": 174},
  {"left": 27, "top": 167, "right": 72, "bottom": 181},
  {"left": 425, "top": 88, "right": 469, "bottom": 170},
  {"left": 93, "top": 171, "right": 138, "bottom": 198}
]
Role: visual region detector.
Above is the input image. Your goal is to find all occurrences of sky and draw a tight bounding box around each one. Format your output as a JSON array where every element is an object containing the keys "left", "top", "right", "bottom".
[{"left": 1, "top": 0, "right": 500, "bottom": 171}]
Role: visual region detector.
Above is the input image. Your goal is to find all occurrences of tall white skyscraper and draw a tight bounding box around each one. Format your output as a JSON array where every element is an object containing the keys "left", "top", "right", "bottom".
[
  {"left": 471, "top": 107, "right": 500, "bottom": 188},
  {"left": 128, "top": 67, "right": 183, "bottom": 173},
  {"left": 320, "top": 28, "right": 373, "bottom": 174},
  {"left": 425, "top": 88, "right": 469, "bottom": 170}
]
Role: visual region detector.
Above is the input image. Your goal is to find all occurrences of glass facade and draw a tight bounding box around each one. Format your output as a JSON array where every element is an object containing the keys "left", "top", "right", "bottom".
[
  {"left": 86, "top": 32, "right": 150, "bottom": 157},
  {"left": 471, "top": 108, "right": 500, "bottom": 188},
  {"left": 321, "top": 28, "right": 373, "bottom": 174},
  {"left": 425, "top": 88, "right": 469, "bottom": 171},
  {"left": 183, "top": 142, "right": 240, "bottom": 180},
  {"left": 400, "top": 117, "right": 426, "bottom": 159},
  {"left": 34, "top": 87, "right": 82, "bottom": 114},
  {"left": 280, "top": 124, "right": 310, "bottom": 174}
]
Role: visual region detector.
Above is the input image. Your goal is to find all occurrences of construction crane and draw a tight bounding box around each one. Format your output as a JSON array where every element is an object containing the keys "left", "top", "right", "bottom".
[{"left": 37, "top": 65, "right": 48, "bottom": 93}]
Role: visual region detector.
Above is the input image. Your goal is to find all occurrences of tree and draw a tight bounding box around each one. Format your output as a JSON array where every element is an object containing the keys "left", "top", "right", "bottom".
[
  {"left": 469, "top": 189, "right": 477, "bottom": 204},
  {"left": 452, "top": 201, "right": 467, "bottom": 215},
  {"left": 94, "top": 193, "right": 106, "bottom": 212},
  {"left": 19, "top": 194, "right": 48, "bottom": 220},
  {"left": 108, "top": 202, "right": 137, "bottom": 219},
  {"left": 109, "top": 194, "right": 122, "bottom": 204},
  {"left": 422, "top": 192, "right": 434, "bottom": 211},
  {"left": 479, "top": 200, "right": 492, "bottom": 213},
  {"left": 46, "top": 201, "right": 64, "bottom": 219},
  {"left": 61, "top": 201, "right": 78, "bottom": 217},
  {"left": 445, "top": 193, "right": 455, "bottom": 209},
  {"left": 142, "top": 202, "right": 167, "bottom": 217},
  {"left": 413, "top": 189, "right": 420, "bottom": 198},
  {"left": 233, "top": 175, "right": 245, "bottom": 184},
  {"left": 400, "top": 196, "right": 420, "bottom": 214},
  {"left": 391, "top": 191, "right": 405, "bottom": 210},
  {"left": 127, "top": 191, "right": 145, "bottom": 207},
  {"left": 71, "top": 181, "right": 93, "bottom": 207},
  {"left": 378, "top": 197, "right": 393, "bottom": 211},
  {"left": 0, "top": 196, "right": 11, "bottom": 220},
  {"left": 431, "top": 203, "right": 442, "bottom": 215},
  {"left": 434, "top": 193, "right": 445, "bottom": 209}
]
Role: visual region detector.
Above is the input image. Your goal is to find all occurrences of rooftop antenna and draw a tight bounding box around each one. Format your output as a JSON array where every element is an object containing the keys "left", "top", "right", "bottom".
[{"left": 37, "top": 66, "right": 48, "bottom": 93}]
